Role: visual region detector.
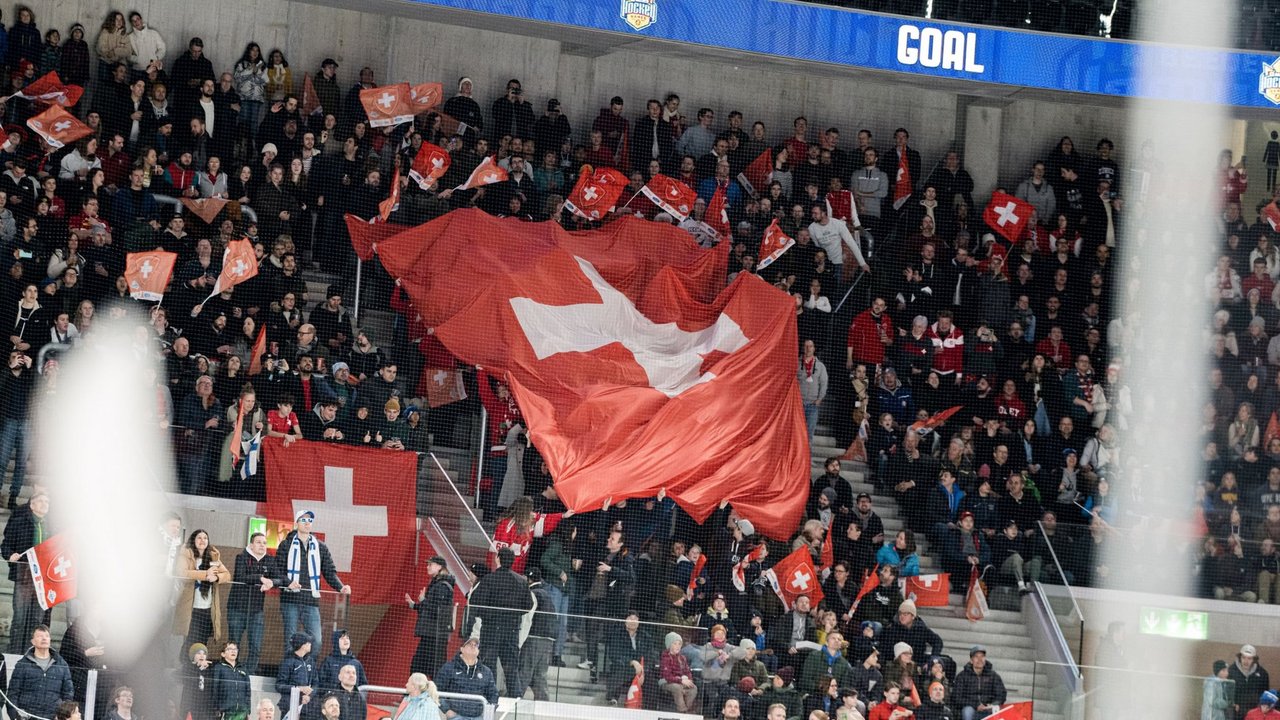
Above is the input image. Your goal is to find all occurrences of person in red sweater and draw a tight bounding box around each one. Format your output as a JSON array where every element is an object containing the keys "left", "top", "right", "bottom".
[
  {"left": 927, "top": 310, "right": 964, "bottom": 387},
  {"left": 488, "top": 495, "right": 568, "bottom": 573},
  {"left": 868, "top": 682, "right": 913, "bottom": 720},
  {"left": 848, "top": 297, "right": 894, "bottom": 370},
  {"left": 1035, "top": 326, "right": 1072, "bottom": 371}
]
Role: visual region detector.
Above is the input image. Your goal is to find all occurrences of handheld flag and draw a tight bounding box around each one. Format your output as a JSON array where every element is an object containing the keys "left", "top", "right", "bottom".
[
  {"left": 761, "top": 545, "right": 824, "bottom": 610},
  {"left": 201, "top": 238, "right": 258, "bottom": 306},
  {"left": 409, "top": 141, "right": 451, "bottom": 190},
  {"left": 737, "top": 148, "right": 773, "bottom": 198},
  {"left": 965, "top": 565, "right": 988, "bottom": 622},
  {"left": 565, "top": 165, "right": 629, "bottom": 221},
  {"left": 1263, "top": 201, "right": 1280, "bottom": 232},
  {"left": 757, "top": 219, "right": 795, "bottom": 271},
  {"left": 230, "top": 400, "right": 247, "bottom": 464},
  {"left": 640, "top": 174, "right": 697, "bottom": 221},
  {"left": 983, "top": 191, "right": 1035, "bottom": 244},
  {"left": 909, "top": 405, "right": 963, "bottom": 435},
  {"left": 10, "top": 72, "right": 84, "bottom": 108},
  {"left": 360, "top": 83, "right": 414, "bottom": 127},
  {"left": 456, "top": 156, "right": 508, "bottom": 191},
  {"left": 248, "top": 325, "right": 269, "bottom": 375},
  {"left": 409, "top": 82, "right": 443, "bottom": 112},
  {"left": 379, "top": 164, "right": 402, "bottom": 222},
  {"left": 901, "top": 573, "right": 951, "bottom": 607},
  {"left": 301, "top": 72, "right": 321, "bottom": 117},
  {"left": 625, "top": 659, "right": 644, "bottom": 709},
  {"left": 124, "top": 251, "right": 177, "bottom": 302},
  {"left": 28, "top": 534, "right": 76, "bottom": 611},
  {"left": 686, "top": 553, "right": 708, "bottom": 594},
  {"left": 853, "top": 564, "right": 880, "bottom": 605},
  {"left": 731, "top": 544, "right": 767, "bottom": 592},
  {"left": 27, "top": 105, "right": 91, "bottom": 150},
  {"left": 706, "top": 184, "right": 731, "bottom": 240},
  {"left": 240, "top": 432, "right": 262, "bottom": 481}
]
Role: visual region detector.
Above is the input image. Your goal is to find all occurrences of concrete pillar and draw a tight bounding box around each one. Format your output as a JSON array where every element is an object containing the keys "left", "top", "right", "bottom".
[{"left": 964, "top": 103, "right": 1005, "bottom": 203}]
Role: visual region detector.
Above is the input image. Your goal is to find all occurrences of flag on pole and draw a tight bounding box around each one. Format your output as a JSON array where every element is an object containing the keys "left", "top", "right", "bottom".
[
  {"left": 853, "top": 565, "right": 881, "bottom": 605},
  {"left": 737, "top": 148, "right": 773, "bottom": 198},
  {"left": 640, "top": 174, "right": 698, "bottom": 221},
  {"left": 379, "top": 164, "right": 402, "bottom": 222},
  {"left": 202, "top": 238, "right": 258, "bottom": 306},
  {"left": 986, "top": 702, "right": 1034, "bottom": 720},
  {"left": 455, "top": 156, "right": 508, "bottom": 190},
  {"left": 124, "top": 251, "right": 177, "bottom": 302},
  {"left": 230, "top": 400, "right": 247, "bottom": 464},
  {"left": 983, "top": 191, "right": 1035, "bottom": 244},
  {"left": 965, "top": 565, "right": 988, "bottom": 622},
  {"left": 10, "top": 72, "right": 84, "bottom": 108},
  {"left": 248, "top": 325, "right": 269, "bottom": 375},
  {"left": 819, "top": 526, "right": 834, "bottom": 574},
  {"left": 706, "top": 184, "right": 731, "bottom": 240},
  {"left": 901, "top": 573, "right": 951, "bottom": 606},
  {"left": 731, "top": 544, "right": 767, "bottom": 592},
  {"left": 756, "top": 219, "right": 795, "bottom": 271},
  {"left": 564, "top": 165, "right": 629, "bottom": 221},
  {"left": 686, "top": 553, "right": 708, "bottom": 595},
  {"left": 360, "top": 83, "right": 414, "bottom": 127},
  {"left": 28, "top": 534, "right": 76, "bottom": 611},
  {"left": 240, "top": 432, "right": 262, "bottom": 481},
  {"left": 409, "top": 141, "right": 451, "bottom": 190},
  {"left": 893, "top": 149, "right": 913, "bottom": 210},
  {"left": 761, "top": 545, "right": 824, "bottom": 610},
  {"left": 26, "top": 104, "right": 91, "bottom": 150}
]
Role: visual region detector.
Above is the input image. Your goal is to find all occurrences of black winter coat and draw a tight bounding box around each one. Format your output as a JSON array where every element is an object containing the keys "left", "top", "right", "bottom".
[
  {"left": 214, "top": 660, "right": 250, "bottom": 715},
  {"left": 435, "top": 657, "right": 497, "bottom": 718},
  {"left": 9, "top": 649, "right": 72, "bottom": 720},
  {"left": 467, "top": 567, "right": 533, "bottom": 635},
  {"left": 414, "top": 573, "right": 456, "bottom": 638},
  {"left": 952, "top": 661, "right": 1007, "bottom": 708},
  {"left": 275, "top": 652, "right": 317, "bottom": 713}
]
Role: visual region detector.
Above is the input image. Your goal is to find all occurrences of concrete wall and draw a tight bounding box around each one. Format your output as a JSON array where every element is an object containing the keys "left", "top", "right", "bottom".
[{"left": 35, "top": 0, "right": 1150, "bottom": 200}]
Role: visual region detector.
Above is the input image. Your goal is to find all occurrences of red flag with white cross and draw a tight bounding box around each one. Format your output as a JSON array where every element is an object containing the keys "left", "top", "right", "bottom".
[
  {"left": 900, "top": 573, "right": 951, "bottom": 607},
  {"left": 641, "top": 173, "right": 697, "bottom": 221},
  {"left": 374, "top": 209, "right": 809, "bottom": 539},
  {"left": 26, "top": 104, "right": 91, "bottom": 150},
  {"left": 409, "top": 82, "right": 443, "bottom": 113},
  {"left": 757, "top": 219, "right": 795, "bottom": 271},
  {"left": 379, "top": 164, "right": 402, "bottom": 222},
  {"left": 13, "top": 71, "right": 84, "bottom": 108},
  {"left": 763, "top": 545, "right": 824, "bottom": 610},
  {"left": 1263, "top": 201, "right": 1280, "bottom": 232},
  {"left": 565, "top": 164, "right": 629, "bottom": 221},
  {"left": 261, "top": 438, "right": 418, "bottom": 604},
  {"left": 625, "top": 659, "right": 644, "bottom": 709},
  {"left": 124, "top": 251, "right": 177, "bottom": 302},
  {"left": 409, "top": 140, "right": 451, "bottom": 190},
  {"left": 706, "top": 184, "right": 731, "bottom": 240},
  {"left": 28, "top": 534, "right": 76, "bottom": 611},
  {"left": 360, "top": 83, "right": 414, "bottom": 127},
  {"left": 456, "top": 156, "right": 508, "bottom": 191},
  {"left": 983, "top": 191, "right": 1034, "bottom": 244},
  {"left": 202, "top": 238, "right": 258, "bottom": 305}
]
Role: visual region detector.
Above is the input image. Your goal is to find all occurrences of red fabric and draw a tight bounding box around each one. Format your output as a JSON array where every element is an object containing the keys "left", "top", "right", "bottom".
[
  {"left": 359, "top": 83, "right": 414, "bottom": 127},
  {"left": 927, "top": 323, "right": 965, "bottom": 375},
  {"left": 826, "top": 189, "right": 854, "bottom": 224},
  {"left": 867, "top": 702, "right": 903, "bottom": 720},
  {"left": 211, "top": 238, "right": 258, "bottom": 296},
  {"left": 847, "top": 309, "right": 893, "bottom": 366},
  {"left": 901, "top": 573, "right": 950, "bottom": 607},
  {"left": 1244, "top": 272, "right": 1275, "bottom": 300},
  {"left": 783, "top": 137, "right": 807, "bottom": 169},
  {"left": 167, "top": 163, "right": 197, "bottom": 192},
  {"left": 1035, "top": 338, "right": 1072, "bottom": 369},
  {"left": 124, "top": 250, "right": 177, "bottom": 302},
  {"left": 260, "top": 437, "right": 418, "bottom": 604},
  {"left": 301, "top": 73, "right": 320, "bottom": 117},
  {"left": 686, "top": 554, "right": 707, "bottom": 593},
  {"left": 737, "top": 148, "right": 773, "bottom": 197},
  {"left": 757, "top": 219, "right": 795, "bottom": 271},
  {"left": 476, "top": 369, "right": 522, "bottom": 453},
  {"left": 1263, "top": 201, "right": 1280, "bottom": 232},
  {"left": 660, "top": 650, "right": 692, "bottom": 684},
  {"left": 379, "top": 164, "right": 401, "bottom": 221},
  {"left": 409, "top": 141, "right": 450, "bottom": 190},
  {"left": 641, "top": 174, "right": 697, "bottom": 221},
  {"left": 625, "top": 659, "right": 644, "bottom": 709},
  {"left": 706, "top": 183, "right": 731, "bottom": 240},
  {"left": 457, "top": 156, "right": 507, "bottom": 190},
  {"left": 983, "top": 191, "right": 1035, "bottom": 244},
  {"left": 995, "top": 392, "right": 1026, "bottom": 421},
  {"left": 565, "top": 165, "right": 629, "bottom": 221},
  {"left": 965, "top": 565, "right": 988, "bottom": 622},
  {"left": 375, "top": 209, "right": 808, "bottom": 538},
  {"left": 409, "top": 82, "right": 443, "bottom": 112},
  {"left": 853, "top": 565, "right": 880, "bottom": 605},
  {"left": 819, "top": 527, "right": 834, "bottom": 572},
  {"left": 344, "top": 214, "right": 407, "bottom": 262},
  {"left": 17, "top": 71, "right": 84, "bottom": 108},
  {"left": 356, "top": 537, "right": 453, "bottom": 687},
  {"left": 230, "top": 401, "right": 246, "bottom": 463},
  {"left": 763, "top": 545, "right": 824, "bottom": 610},
  {"left": 248, "top": 326, "right": 268, "bottom": 375},
  {"left": 987, "top": 701, "right": 1034, "bottom": 720},
  {"left": 893, "top": 148, "right": 913, "bottom": 205},
  {"left": 28, "top": 534, "right": 76, "bottom": 610},
  {"left": 27, "top": 104, "right": 91, "bottom": 149}
]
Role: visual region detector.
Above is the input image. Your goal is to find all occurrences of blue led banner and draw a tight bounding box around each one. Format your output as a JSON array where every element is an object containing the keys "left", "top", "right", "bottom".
[{"left": 409, "top": 0, "right": 1280, "bottom": 109}]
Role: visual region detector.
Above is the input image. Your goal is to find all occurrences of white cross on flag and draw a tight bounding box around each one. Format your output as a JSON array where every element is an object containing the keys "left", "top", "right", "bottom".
[
  {"left": 640, "top": 173, "right": 698, "bottom": 221},
  {"left": 456, "top": 156, "right": 508, "bottom": 191},
  {"left": 359, "top": 83, "right": 415, "bottom": 127},
  {"left": 756, "top": 219, "right": 796, "bottom": 271},
  {"left": 564, "top": 164, "right": 629, "bottom": 221},
  {"left": 375, "top": 209, "right": 810, "bottom": 538},
  {"left": 263, "top": 437, "right": 418, "bottom": 604},
  {"left": 409, "top": 140, "right": 452, "bottom": 190},
  {"left": 27, "top": 534, "right": 77, "bottom": 611},
  {"left": 125, "top": 251, "right": 178, "bottom": 302},
  {"left": 26, "top": 104, "right": 91, "bottom": 150},
  {"left": 762, "top": 545, "right": 824, "bottom": 610},
  {"left": 983, "top": 191, "right": 1034, "bottom": 244},
  {"left": 201, "top": 238, "right": 259, "bottom": 306}
]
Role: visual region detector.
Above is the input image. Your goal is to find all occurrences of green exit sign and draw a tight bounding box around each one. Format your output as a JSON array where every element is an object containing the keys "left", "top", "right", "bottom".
[{"left": 1139, "top": 606, "right": 1209, "bottom": 640}]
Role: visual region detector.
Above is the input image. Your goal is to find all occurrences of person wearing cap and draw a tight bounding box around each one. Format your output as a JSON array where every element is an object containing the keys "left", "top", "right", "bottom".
[
  {"left": 700, "top": 592, "right": 738, "bottom": 641},
  {"left": 942, "top": 510, "right": 990, "bottom": 580},
  {"left": 181, "top": 642, "right": 216, "bottom": 720},
  {"left": 730, "top": 638, "right": 769, "bottom": 698},
  {"left": 880, "top": 600, "right": 943, "bottom": 664},
  {"left": 1247, "top": 691, "right": 1280, "bottom": 720},
  {"left": 435, "top": 637, "right": 498, "bottom": 720},
  {"left": 953, "top": 645, "right": 1005, "bottom": 720},
  {"left": 272, "top": 510, "right": 349, "bottom": 658},
  {"left": 466, "top": 547, "right": 534, "bottom": 696},
  {"left": 275, "top": 632, "right": 317, "bottom": 715},
  {"left": 442, "top": 77, "right": 484, "bottom": 140},
  {"left": 313, "top": 58, "right": 341, "bottom": 119},
  {"left": 1202, "top": 659, "right": 1233, "bottom": 720},
  {"left": 405, "top": 556, "right": 455, "bottom": 678},
  {"left": 1232, "top": 644, "right": 1273, "bottom": 716}
]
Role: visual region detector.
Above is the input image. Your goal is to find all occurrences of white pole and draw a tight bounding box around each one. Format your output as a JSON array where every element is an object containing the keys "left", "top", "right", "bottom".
[{"left": 353, "top": 258, "right": 363, "bottom": 326}]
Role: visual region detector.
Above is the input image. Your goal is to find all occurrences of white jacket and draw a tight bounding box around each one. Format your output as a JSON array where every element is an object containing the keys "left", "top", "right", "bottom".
[{"left": 130, "top": 25, "right": 167, "bottom": 70}]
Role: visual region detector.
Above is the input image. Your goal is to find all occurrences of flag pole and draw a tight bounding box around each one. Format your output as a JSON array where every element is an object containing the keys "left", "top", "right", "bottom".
[
  {"left": 353, "top": 258, "right": 363, "bottom": 326},
  {"left": 833, "top": 270, "right": 868, "bottom": 314}
]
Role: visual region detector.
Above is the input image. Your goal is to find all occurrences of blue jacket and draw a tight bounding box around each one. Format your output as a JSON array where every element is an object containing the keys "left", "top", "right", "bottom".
[
  {"left": 318, "top": 629, "right": 369, "bottom": 692},
  {"left": 276, "top": 652, "right": 317, "bottom": 713},
  {"left": 875, "top": 543, "right": 920, "bottom": 577},
  {"left": 214, "top": 660, "right": 251, "bottom": 715},
  {"left": 9, "top": 649, "right": 73, "bottom": 719},
  {"left": 874, "top": 383, "right": 916, "bottom": 426},
  {"left": 392, "top": 693, "right": 443, "bottom": 720},
  {"left": 434, "top": 656, "right": 498, "bottom": 719}
]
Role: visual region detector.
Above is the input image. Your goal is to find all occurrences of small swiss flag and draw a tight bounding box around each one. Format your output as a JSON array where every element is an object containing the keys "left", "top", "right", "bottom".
[
  {"left": 762, "top": 545, "right": 824, "bottom": 610},
  {"left": 706, "top": 183, "right": 731, "bottom": 240},
  {"left": 757, "top": 219, "right": 795, "bottom": 271},
  {"left": 409, "top": 140, "right": 451, "bottom": 190},
  {"left": 456, "top": 156, "right": 508, "bottom": 191},
  {"left": 26, "top": 104, "right": 91, "bottom": 150},
  {"left": 565, "top": 164, "right": 629, "bottom": 221},
  {"left": 983, "top": 191, "right": 1034, "bottom": 244},
  {"left": 901, "top": 572, "right": 951, "bottom": 607},
  {"left": 360, "top": 83, "right": 414, "bottom": 127},
  {"left": 28, "top": 534, "right": 76, "bottom": 611},
  {"left": 641, "top": 173, "right": 697, "bottom": 221},
  {"left": 379, "top": 164, "right": 402, "bottom": 222},
  {"left": 1263, "top": 201, "right": 1280, "bottom": 232}
]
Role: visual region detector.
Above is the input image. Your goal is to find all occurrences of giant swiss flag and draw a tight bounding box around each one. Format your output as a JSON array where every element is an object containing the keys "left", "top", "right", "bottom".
[
  {"left": 261, "top": 438, "right": 418, "bottom": 604},
  {"left": 376, "top": 210, "right": 808, "bottom": 538}
]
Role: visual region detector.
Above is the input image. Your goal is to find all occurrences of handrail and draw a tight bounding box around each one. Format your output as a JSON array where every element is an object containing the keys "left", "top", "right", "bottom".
[
  {"left": 474, "top": 406, "right": 487, "bottom": 509},
  {"left": 1036, "top": 520, "right": 1086, "bottom": 625},
  {"left": 359, "top": 684, "right": 496, "bottom": 720},
  {"left": 423, "top": 515, "right": 477, "bottom": 596},
  {"left": 428, "top": 450, "right": 493, "bottom": 552},
  {"left": 1031, "top": 582, "right": 1083, "bottom": 684}
]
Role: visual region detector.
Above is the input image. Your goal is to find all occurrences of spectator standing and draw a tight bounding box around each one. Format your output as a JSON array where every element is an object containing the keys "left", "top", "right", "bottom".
[
  {"left": 1202, "top": 660, "right": 1232, "bottom": 720},
  {"left": 274, "top": 510, "right": 350, "bottom": 657},
  {"left": 170, "top": 38, "right": 214, "bottom": 109},
  {"left": 173, "top": 529, "right": 231, "bottom": 655},
  {"left": 9, "top": 625, "right": 73, "bottom": 720},
  {"left": 2, "top": 491, "right": 52, "bottom": 651},
  {"left": 234, "top": 44, "right": 267, "bottom": 144},
  {"left": 406, "top": 556, "right": 455, "bottom": 678},
  {"left": 183, "top": 644, "right": 216, "bottom": 720},
  {"left": 214, "top": 643, "right": 251, "bottom": 720},
  {"left": 126, "top": 11, "right": 165, "bottom": 75},
  {"left": 8, "top": 6, "right": 40, "bottom": 70},
  {"left": 95, "top": 12, "right": 130, "bottom": 86},
  {"left": 491, "top": 79, "right": 534, "bottom": 142},
  {"left": 466, "top": 547, "right": 533, "bottom": 696},
  {"left": 1231, "top": 645, "right": 1272, "bottom": 717},
  {"left": 60, "top": 24, "right": 90, "bottom": 88},
  {"left": 442, "top": 77, "right": 484, "bottom": 141},
  {"left": 799, "top": 339, "right": 829, "bottom": 443},
  {"left": 0, "top": 350, "right": 34, "bottom": 509},
  {"left": 318, "top": 630, "right": 368, "bottom": 696},
  {"left": 435, "top": 638, "right": 498, "bottom": 720}
]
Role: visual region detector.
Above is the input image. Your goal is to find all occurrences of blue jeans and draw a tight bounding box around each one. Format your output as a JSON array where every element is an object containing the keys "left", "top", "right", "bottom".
[
  {"left": 0, "top": 419, "right": 28, "bottom": 499},
  {"left": 803, "top": 401, "right": 820, "bottom": 443},
  {"left": 241, "top": 100, "right": 265, "bottom": 137},
  {"left": 545, "top": 584, "right": 569, "bottom": 656},
  {"left": 226, "top": 608, "right": 264, "bottom": 674},
  {"left": 279, "top": 602, "right": 323, "bottom": 656}
]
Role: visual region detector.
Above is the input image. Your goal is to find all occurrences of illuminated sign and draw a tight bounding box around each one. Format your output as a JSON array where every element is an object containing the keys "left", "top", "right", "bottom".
[{"left": 1139, "top": 606, "right": 1209, "bottom": 640}]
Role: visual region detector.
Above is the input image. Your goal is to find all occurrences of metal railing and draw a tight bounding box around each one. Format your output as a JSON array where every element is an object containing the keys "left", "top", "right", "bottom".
[
  {"left": 1036, "top": 519, "right": 1087, "bottom": 662},
  {"left": 356, "top": 685, "right": 495, "bottom": 720}
]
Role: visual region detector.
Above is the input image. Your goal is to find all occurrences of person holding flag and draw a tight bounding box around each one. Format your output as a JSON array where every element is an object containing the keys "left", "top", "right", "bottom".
[
  {"left": 218, "top": 384, "right": 264, "bottom": 488},
  {"left": 880, "top": 127, "right": 922, "bottom": 219},
  {"left": 1, "top": 490, "right": 52, "bottom": 652}
]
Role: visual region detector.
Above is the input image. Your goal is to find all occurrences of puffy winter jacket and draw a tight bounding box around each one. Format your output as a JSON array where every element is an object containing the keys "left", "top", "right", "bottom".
[
  {"left": 952, "top": 661, "right": 1007, "bottom": 709},
  {"left": 9, "top": 649, "right": 73, "bottom": 719}
]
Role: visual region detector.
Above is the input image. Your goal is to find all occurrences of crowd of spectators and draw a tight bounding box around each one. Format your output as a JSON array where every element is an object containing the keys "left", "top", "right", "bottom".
[{"left": 0, "top": 5, "right": 1278, "bottom": 720}]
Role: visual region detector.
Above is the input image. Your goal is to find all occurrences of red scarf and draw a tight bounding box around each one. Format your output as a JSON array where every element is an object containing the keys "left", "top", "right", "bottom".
[{"left": 893, "top": 148, "right": 912, "bottom": 205}]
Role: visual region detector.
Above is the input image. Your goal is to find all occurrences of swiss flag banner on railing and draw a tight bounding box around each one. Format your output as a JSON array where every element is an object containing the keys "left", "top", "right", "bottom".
[
  {"left": 28, "top": 534, "right": 76, "bottom": 611},
  {"left": 260, "top": 438, "right": 418, "bottom": 605}
]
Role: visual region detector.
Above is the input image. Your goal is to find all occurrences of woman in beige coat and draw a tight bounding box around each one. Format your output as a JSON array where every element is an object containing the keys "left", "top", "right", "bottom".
[
  {"left": 173, "top": 529, "right": 231, "bottom": 655},
  {"left": 95, "top": 11, "right": 131, "bottom": 81}
]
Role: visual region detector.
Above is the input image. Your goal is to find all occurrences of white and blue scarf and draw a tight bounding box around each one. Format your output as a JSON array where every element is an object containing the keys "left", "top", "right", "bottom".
[{"left": 286, "top": 532, "right": 322, "bottom": 598}]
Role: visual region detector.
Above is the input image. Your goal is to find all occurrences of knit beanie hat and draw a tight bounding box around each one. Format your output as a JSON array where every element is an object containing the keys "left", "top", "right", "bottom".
[
  {"left": 665, "top": 632, "right": 681, "bottom": 650},
  {"left": 898, "top": 599, "right": 918, "bottom": 617},
  {"left": 893, "top": 642, "right": 912, "bottom": 659}
]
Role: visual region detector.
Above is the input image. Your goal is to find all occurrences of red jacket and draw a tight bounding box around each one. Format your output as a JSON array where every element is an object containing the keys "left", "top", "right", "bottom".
[
  {"left": 1035, "top": 338, "right": 1072, "bottom": 369},
  {"left": 848, "top": 309, "right": 894, "bottom": 366},
  {"left": 487, "top": 512, "right": 563, "bottom": 572},
  {"left": 927, "top": 323, "right": 964, "bottom": 375},
  {"left": 868, "top": 701, "right": 908, "bottom": 720},
  {"left": 477, "top": 369, "right": 522, "bottom": 451},
  {"left": 660, "top": 650, "right": 693, "bottom": 684}
]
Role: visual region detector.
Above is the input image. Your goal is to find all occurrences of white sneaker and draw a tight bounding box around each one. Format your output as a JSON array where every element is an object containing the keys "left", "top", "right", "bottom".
[
  {"left": 577, "top": 660, "right": 595, "bottom": 670},
  {"left": 1017, "top": 580, "right": 1029, "bottom": 593}
]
